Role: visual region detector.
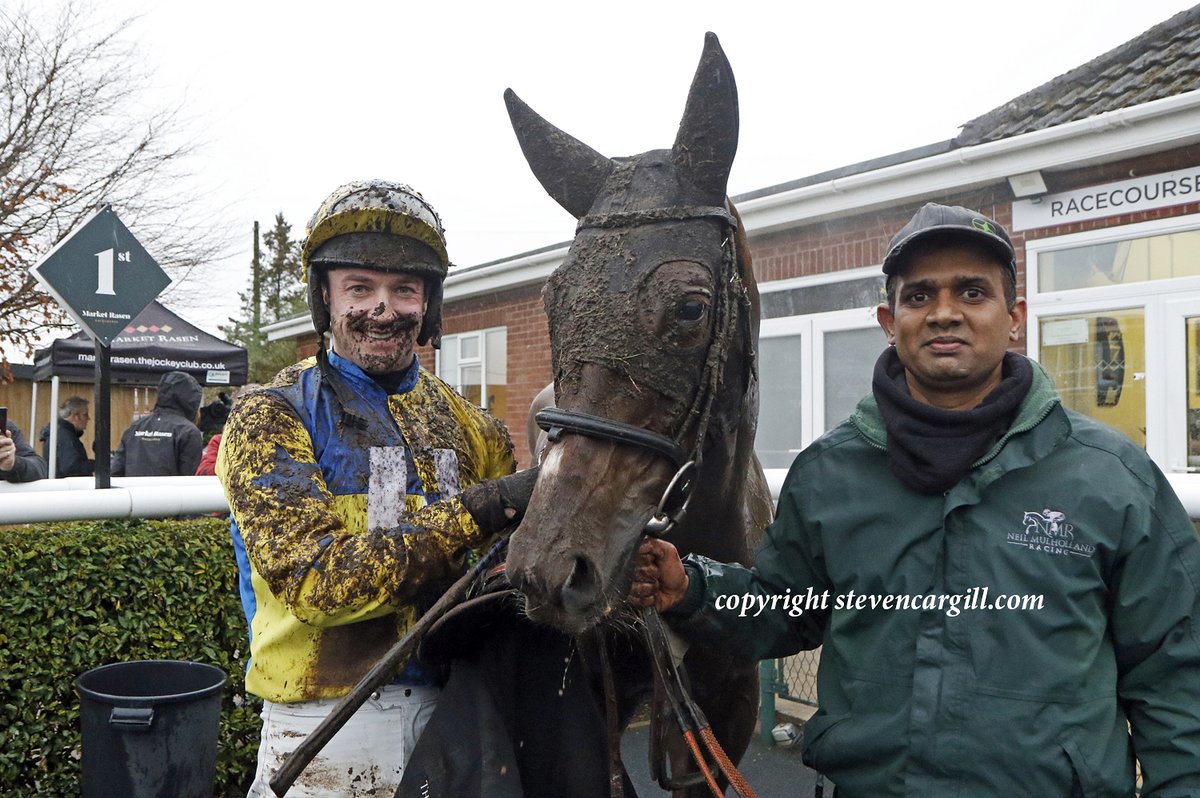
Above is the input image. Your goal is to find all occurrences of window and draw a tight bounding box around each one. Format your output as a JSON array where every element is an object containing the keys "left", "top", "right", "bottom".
[
  {"left": 1037, "top": 229, "right": 1200, "bottom": 292},
  {"left": 1036, "top": 308, "right": 1146, "bottom": 447},
  {"left": 755, "top": 268, "right": 886, "bottom": 483},
  {"left": 1027, "top": 214, "right": 1200, "bottom": 474},
  {"left": 436, "top": 327, "right": 507, "bottom": 416}
]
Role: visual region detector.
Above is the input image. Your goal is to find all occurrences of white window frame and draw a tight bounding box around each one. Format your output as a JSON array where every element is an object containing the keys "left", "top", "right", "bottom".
[
  {"left": 1025, "top": 213, "right": 1200, "bottom": 476},
  {"left": 757, "top": 266, "right": 884, "bottom": 490},
  {"left": 435, "top": 325, "right": 506, "bottom": 412}
]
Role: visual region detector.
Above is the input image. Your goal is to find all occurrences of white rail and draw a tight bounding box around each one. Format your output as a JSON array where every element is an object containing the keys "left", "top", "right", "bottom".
[
  {"left": 3, "top": 473, "right": 1199, "bottom": 525},
  {"left": 0, "top": 476, "right": 228, "bottom": 523}
]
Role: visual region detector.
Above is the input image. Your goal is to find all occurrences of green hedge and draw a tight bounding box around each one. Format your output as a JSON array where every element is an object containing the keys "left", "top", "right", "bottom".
[{"left": 0, "top": 518, "right": 260, "bottom": 796}]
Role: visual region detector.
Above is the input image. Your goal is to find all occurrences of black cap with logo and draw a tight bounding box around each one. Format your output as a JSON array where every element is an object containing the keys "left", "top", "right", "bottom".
[{"left": 882, "top": 203, "right": 1016, "bottom": 279}]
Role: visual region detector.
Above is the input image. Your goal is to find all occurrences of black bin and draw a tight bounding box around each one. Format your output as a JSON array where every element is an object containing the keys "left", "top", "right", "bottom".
[{"left": 76, "top": 660, "right": 227, "bottom": 798}]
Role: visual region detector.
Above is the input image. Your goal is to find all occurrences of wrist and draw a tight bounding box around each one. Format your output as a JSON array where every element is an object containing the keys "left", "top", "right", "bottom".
[{"left": 664, "top": 561, "right": 705, "bottom": 619}]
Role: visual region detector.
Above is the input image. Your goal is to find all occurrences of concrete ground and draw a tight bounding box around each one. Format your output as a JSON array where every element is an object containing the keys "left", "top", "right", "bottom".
[{"left": 620, "top": 716, "right": 820, "bottom": 797}]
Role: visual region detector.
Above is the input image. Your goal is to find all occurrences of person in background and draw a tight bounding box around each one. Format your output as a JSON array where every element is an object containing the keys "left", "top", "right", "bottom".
[
  {"left": 112, "top": 370, "right": 204, "bottom": 476},
  {"left": 1, "top": 419, "right": 47, "bottom": 483},
  {"left": 195, "top": 391, "right": 233, "bottom": 477},
  {"left": 38, "top": 396, "right": 94, "bottom": 477}
]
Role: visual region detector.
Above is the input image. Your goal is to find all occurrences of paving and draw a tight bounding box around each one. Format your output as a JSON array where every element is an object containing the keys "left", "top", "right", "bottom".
[{"left": 620, "top": 719, "right": 820, "bottom": 797}]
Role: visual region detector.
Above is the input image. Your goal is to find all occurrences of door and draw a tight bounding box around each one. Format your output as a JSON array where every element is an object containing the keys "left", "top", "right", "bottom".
[{"left": 1164, "top": 298, "right": 1200, "bottom": 475}]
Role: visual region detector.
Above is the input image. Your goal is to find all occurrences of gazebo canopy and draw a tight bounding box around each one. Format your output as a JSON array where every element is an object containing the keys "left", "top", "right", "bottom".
[{"left": 34, "top": 301, "right": 248, "bottom": 387}]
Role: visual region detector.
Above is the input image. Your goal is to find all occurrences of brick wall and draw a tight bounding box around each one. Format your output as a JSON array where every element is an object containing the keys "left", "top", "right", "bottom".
[{"left": 417, "top": 283, "right": 551, "bottom": 468}]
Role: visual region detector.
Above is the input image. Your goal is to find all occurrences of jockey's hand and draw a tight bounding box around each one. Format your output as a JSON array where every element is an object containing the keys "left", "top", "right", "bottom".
[
  {"left": 460, "top": 466, "right": 540, "bottom": 535},
  {"left": 629, "top": 537, "right": 689, "bottom": 613}
]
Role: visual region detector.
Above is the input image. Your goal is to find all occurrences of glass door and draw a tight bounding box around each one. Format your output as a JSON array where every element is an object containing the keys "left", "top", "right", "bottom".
[
  {"left": 813, "top": 309, "right": 886, "bottom": 432},
  {"left": 1033, "top": 304, "right": 1148, "bottom": 450},
  {"left": 756, "top": 321, "right": 807, "bottom": 471},
  {"left": 1164, "top": 298, "right": 1200, "bottom": 475}
]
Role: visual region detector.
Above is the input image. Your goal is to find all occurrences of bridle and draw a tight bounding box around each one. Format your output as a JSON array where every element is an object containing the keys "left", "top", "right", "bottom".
[
  {"left": 536, "top": 406, "right": 698, "bottom": 536},
  {"left": 536, "top": 203, "right": 743, "bottom": 537}
]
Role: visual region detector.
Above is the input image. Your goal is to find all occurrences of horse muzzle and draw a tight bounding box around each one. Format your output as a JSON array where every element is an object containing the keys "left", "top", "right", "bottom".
[{"left": 505, "top": 437, "right": 668, "bottom": 633}]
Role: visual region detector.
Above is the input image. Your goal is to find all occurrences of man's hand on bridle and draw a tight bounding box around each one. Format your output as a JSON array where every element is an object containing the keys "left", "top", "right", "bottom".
[{"left": 630, "top": 537, "right": 689, "bottom": 613}]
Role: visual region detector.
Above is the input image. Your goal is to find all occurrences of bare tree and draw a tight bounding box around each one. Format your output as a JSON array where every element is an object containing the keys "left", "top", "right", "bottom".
[{"left": 0, "top": 2, "right": 227, "bottom": 364}]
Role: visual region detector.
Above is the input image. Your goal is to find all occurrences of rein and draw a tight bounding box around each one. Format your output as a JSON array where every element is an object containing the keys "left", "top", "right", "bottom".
[
  {"left": 642, "top": 608, "right": 759, "bottom": 798},
  {"left": 538, "top": 203, "right": 743, "bottom": 537}
]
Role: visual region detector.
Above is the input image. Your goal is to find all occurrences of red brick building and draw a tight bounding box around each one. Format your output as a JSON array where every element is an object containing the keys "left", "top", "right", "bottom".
[{"left": 270, "top": 6, "right": 1200, "bottom": 482}]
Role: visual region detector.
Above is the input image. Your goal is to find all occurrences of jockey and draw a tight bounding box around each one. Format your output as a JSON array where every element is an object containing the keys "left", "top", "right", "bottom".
[{"left": 218, "top": 179, "right": 538, "bottom": 798}]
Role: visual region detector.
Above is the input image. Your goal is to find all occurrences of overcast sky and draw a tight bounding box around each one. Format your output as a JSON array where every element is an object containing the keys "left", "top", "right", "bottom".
[{"left": 35, "top": 0, "right": 1200, "bottom": 342}]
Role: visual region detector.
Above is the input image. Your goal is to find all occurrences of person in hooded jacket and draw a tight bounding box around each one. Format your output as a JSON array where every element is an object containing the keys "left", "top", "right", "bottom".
[
  {"left": 112, "top": 370, "right": 204, "bottom": 476},
  {"left": 195, "top": 391, "right": 233, "bottom": 477},
  {"left": 632, "top": 204, "right": 1200, "bottom": 797}
]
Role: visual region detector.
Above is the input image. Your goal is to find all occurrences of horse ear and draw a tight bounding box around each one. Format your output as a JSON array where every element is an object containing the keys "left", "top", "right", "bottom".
[
  {"left": 672, "top": 32, "right": 739, "bottom": 200},
  {"left": 505, "top": 89, "right": 615, "bottom": 220}
]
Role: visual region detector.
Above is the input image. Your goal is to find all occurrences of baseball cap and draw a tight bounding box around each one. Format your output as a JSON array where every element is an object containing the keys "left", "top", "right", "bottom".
[{"left": 882, "top": 203, "right": 1016, "bottom": 278}]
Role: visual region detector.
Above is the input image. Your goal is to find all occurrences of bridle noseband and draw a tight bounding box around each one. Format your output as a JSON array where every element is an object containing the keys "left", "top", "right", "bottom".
[
  {"left": 537, "top": 203, "right": 741, "bottom": 538},
  {"left": 536, "top": 407, "right": 698, "bottom": 537}
]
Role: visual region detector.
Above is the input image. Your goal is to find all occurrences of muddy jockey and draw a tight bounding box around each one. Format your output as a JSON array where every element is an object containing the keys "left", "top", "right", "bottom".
[{"left": 216, "top": 179, "right": 538, "bottom": 798}]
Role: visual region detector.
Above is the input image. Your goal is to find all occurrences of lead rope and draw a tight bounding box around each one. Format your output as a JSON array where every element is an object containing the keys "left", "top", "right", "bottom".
[{"left": 642, "top": 608, "right": 759, "bottom": 798}]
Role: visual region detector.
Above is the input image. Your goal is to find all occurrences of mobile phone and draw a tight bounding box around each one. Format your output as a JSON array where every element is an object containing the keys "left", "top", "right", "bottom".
[{"left": 0, "top": 406, "right": 7, "bottom": 433}]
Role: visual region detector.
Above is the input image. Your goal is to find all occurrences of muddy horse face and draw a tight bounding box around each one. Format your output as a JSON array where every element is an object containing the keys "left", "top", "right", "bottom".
[{"left": 505, "top": 34, "right": 748, "bottom": 633}]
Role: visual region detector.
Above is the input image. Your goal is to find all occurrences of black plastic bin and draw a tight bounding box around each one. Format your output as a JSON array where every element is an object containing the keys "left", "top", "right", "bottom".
[{"left": 76, "top": 659, "right": 227, "bottom": 798}]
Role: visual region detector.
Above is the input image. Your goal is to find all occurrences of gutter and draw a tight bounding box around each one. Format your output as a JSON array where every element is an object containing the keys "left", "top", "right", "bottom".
[
  {"left": 264, "top": 314, "right": 314, "bottom": 342},
  {"left": 442, "top": 242, "right": 567, "bottom": 302}
]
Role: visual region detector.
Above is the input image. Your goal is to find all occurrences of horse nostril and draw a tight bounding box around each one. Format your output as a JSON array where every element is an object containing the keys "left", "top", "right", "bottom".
[
  {"left": 506, "top": 566, "right": 528, "bottom": 593},
  {"left": 560, "top": 554, "right": 600, "bottom": 614}
]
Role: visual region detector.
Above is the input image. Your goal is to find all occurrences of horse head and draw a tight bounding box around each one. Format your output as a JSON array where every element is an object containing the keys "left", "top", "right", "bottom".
[{"left": 505, "top": 33, "right": 762, "bottom": 634}]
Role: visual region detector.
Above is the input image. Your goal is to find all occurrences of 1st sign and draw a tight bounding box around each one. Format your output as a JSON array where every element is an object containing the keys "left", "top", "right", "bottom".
[{"left": 30, "top": 206, "right": 171, "bottom": 346}]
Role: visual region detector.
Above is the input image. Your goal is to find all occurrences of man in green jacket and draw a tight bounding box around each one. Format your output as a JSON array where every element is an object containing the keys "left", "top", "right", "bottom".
[{"left": 632, "top": 203, "right": 1200, "bottom": 796}]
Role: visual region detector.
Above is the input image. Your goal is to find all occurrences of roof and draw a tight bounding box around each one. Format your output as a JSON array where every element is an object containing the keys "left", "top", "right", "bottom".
[{"left": 956, "top": 4, "right": 1200, "bottom": 145}]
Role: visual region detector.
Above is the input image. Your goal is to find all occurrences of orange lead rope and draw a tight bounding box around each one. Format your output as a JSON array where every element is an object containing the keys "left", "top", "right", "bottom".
[{"left": 641, "top": 608, "right": 759, "bottom": 798}]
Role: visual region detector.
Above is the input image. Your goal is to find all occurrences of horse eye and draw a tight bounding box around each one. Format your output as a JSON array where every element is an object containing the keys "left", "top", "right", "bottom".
[{"left": 677, "top": 299, "right": 707, "bottom": 322}]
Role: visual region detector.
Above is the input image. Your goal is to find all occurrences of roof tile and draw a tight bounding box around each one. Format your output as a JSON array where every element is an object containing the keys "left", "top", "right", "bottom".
[{"left": 956, "top": 5, "right": 1200, "bottom": 146}]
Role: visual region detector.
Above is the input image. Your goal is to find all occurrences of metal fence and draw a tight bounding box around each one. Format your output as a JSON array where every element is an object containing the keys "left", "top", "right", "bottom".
[{"left": 758, "top": 649, "right": 820, "bottom": 745}]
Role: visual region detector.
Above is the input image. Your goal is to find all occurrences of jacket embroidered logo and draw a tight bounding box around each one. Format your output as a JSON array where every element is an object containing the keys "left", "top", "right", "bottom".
[{"left": 1007, "top": 508, "right": 1097, "bottom": 558}]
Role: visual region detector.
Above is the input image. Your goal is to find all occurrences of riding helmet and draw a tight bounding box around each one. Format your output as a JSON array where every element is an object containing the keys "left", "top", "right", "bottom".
[{"left": 302, "top": 179, "right": 450, "bottom": 348}]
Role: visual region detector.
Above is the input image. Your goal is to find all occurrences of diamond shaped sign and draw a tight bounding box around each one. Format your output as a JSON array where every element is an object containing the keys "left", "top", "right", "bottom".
[{"left": 30, "top": 207, "right": 171, "bottom": 346}]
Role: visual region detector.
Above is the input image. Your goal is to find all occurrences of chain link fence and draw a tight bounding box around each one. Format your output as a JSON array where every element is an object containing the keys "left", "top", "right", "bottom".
[{"left": 758, "top": 647, "right": 821, "bottom": 744}]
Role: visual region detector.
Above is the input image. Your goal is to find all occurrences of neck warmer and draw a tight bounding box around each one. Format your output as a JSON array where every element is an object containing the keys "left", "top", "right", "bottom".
[{"left": 872, "top": 348, "right": 1032, "bottom": 494}]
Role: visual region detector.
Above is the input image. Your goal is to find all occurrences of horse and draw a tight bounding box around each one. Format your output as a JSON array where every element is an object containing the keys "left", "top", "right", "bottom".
[{"left": 504, "top": 33, "right": 774, "bottom": 796}]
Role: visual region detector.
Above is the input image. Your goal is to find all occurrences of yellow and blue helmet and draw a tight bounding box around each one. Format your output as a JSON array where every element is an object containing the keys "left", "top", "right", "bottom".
[{"left": 302, "top": 179, "right": 450, "bottom": 348}]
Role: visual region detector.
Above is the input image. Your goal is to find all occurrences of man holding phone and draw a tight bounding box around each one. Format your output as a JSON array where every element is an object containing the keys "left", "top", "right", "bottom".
[{"left": 0, "top": 407, "right": 48, "bottom": 483}]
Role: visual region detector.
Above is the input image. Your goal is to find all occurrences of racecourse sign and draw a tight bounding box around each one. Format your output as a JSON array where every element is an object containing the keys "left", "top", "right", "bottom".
[
  {"left": 30, "top": 207, "right": 171, "bottom": 346},
  {"left": 1012, "top": 165, "right": 1200, "bottom": 231}
]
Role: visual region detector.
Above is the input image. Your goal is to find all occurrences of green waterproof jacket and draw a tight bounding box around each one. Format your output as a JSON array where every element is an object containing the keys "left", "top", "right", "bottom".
[{"left": 672, "top": 360, "right": 1200, "bottom": 797}]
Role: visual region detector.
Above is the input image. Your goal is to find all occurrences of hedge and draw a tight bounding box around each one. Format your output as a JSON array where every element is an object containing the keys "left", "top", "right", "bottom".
[{"left": 0, "top": 517, "right": 261, "bottom": 796}]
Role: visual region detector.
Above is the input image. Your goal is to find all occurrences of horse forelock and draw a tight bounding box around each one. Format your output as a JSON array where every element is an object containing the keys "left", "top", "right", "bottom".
[{"left": 588, "top": 151, "right": 725, "bottom": 217}]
